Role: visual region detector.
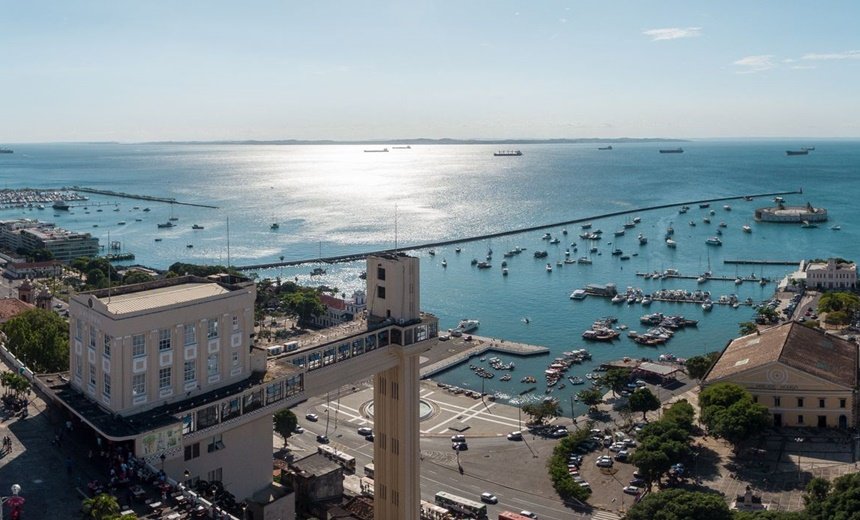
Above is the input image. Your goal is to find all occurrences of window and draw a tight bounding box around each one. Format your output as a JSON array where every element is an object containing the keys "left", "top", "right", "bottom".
[
  {"left": 184, "top": 442, "right": 200, "bottom": 461},
  {"left": 159, "top": 367, "right": 172, "bottom": 390},
  {"left": 797, "top": 397, "right": 804, "bottom": 408},
  {"left": 75, "top": 318, "right": 82, "bottom": 340},
  {"left": 89, "top": 325, "right": 97, "bottom": 349},
  {"left": 208, "top": 434, "right": 224, "bottom": 453},
  {"left": 819, "top": 398, "right": 826, "bottom": 408},
  {"left": 89, "top": 363, "right": 96, "bottom": 386},
  {"left": 207, "top": 318, "right": 219, "bottom": 339},
  {"left": 103, "top": 334, "right": 112, "bottom": 359},
  {"left": 207, "top": 468, "right": 222, "bottom": 483},
  {"left": 798, "top": 415, "right": 804, "bottom": 425},
  {"left": 377, "top": 266, "right": 385, "bottom": 280},
  {"left": 840, "top": 398, "right": 847, "bottom": 409},
  {"left": 159, "top": 329, "right": 171, "bottom": 351},
  {"left": 184, "top": 360, "right": 196, "bottom": 383},
  {"left": 232, "top": 351, "right": 239, "bottom": 367},
  {"left": 132, "top": 334, "right": 146, "bottom": 357},
  {"left": 377, "top": 286, "right": 386, "bottom": 299},
  {"left": 132, "top": 374, "right": 146, "bottom": 396},
  {"left": 232, "top": 315, "right": 239, "bottom": 331},
  {"left": 75, "top": 355, "right": 82, "bottom": 378},
  {"left": 184, "top": 324, "right": 197, "bottom": 346},
  {"left": 103, "top": 373, "right": 111, "bottom": 398},
  {"left": 207, "top": 353, "right": 219, "bottom": 377},
  {"left": 773, "top": 396, "right": 781, "bottom": 407}
]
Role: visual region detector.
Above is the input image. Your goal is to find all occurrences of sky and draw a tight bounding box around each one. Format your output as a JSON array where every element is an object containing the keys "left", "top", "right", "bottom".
[{"left": 2, "top": 0, "right": 860, "bottom": 142}]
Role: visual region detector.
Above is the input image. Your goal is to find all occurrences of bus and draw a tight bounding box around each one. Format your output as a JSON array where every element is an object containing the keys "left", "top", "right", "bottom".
[
  {"left": 498, "top": 512, "right": 534, "bottom": 520},
  {"left": 317, "top": 444, "right": 356, "bottom": 472},
  {"left": 434, "top": 491, "right": 488, "bottom": 519},
  {"left": 363, "top": 462, "right": 374, "bottom": 479}
]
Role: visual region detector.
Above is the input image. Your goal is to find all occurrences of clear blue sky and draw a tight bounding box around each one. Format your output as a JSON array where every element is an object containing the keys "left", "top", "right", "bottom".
[{"left": 2, "top": 1, "right": 859, "bottom": 142}]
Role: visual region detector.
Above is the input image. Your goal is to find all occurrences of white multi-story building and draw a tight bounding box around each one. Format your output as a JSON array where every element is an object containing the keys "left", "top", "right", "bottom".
[
  {"left": 41, "top": 254, "right": 437, "bottom": 520},
  {"left": 0, "top": 219, "right": 99, "bottom": 262},
  {"left": 804, "top": 258, "right": 856, "bottom": 290},
  {"left": 313, "top": 290, "right": 367, "bottom": 328}
]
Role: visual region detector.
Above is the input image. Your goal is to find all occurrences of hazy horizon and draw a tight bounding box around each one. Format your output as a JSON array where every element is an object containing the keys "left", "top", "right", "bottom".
[{"left": 3, "top": 1, "right": 859, "bottom": 142}]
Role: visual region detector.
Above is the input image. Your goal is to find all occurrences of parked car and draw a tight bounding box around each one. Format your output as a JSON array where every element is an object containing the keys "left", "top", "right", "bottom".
[
  {"left": 452, "top": 442, "right": 468, "bottom": 451},
  {"left": 630, "top": 477, "right": 646, "bottom": 487},
  {"left": 316, "top": 434, "right": 329, "bottom": 444},
  {"left": 507, "top": 431, "right": 523, "bottom": 441},
  {"left": 520, "top": 512, "right": 538, "bottom": 519},
  {"left": 364, "top": 433, "right": 374, "bottom": 442},
  {"left": 615, "top": 450, "right": 630, "bottom": 462},
  {"left": 357, "top": 426, "right": 373, "bottom": 436},
  {"left": 451, "top": 434, "right": 466, "bottom": 443},
  {"left": 294, "top": 426, "right": 304, "bottom": 434},
  {"left": 609, "top": 442, "right": 626, "bottom": 452},
  {"left": 305, "top": 413, "right": 319, "bottom": 422},
  {"left": 623, "top": 485, "right": 642, "bottom": 495},
  {"left": 596, "top": 456, "right": 614, "bottom": 468},
  {"left": 480, "top": 492, "right": 498, "bottom": 504}
]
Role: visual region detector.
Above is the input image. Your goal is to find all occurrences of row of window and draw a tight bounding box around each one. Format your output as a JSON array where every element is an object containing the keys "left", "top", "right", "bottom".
[
  {"left": 183, "top": 434, "right": 226, "bottom": 461},
  {"left": 75, "top": 316, "right": 242, "bottom": 358},
  {"left": 126, "top": 352, "right": 242, "bottom": 396},
  {"left": 758, "top": 396, "right": 848, "bottom": 408}
]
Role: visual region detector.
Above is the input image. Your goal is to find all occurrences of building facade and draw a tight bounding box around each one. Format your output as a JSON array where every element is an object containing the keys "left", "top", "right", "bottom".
[
  {"left": 805, "top": 258, "right": 857, "bottom": 290},
  {"left": 703, "top": 322, "right": 858, "bottom": 428},
  {"left": 313, "top": 290, "right": 367, "bottom": 328},
  {"left": 0, "top": 219, "right": 99, "bottom": 262}
]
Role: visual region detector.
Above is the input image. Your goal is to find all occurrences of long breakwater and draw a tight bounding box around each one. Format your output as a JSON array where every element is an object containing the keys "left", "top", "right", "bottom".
[{"left": 233, "top": 189, "right": 801, "bottom": 271}]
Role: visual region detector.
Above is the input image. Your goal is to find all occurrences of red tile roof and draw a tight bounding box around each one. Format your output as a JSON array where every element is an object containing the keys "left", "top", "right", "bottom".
[
  {"left": 319, "top": 294, "right": 346, "bottom": 311},
  {"left": 0, "top": 298, "right": 35, "bottom": 323}
]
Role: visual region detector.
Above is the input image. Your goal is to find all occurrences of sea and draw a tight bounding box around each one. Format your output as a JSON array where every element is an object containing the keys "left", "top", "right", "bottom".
[{"left": 2, "top": 141, "right": 858, "bottom": 415}]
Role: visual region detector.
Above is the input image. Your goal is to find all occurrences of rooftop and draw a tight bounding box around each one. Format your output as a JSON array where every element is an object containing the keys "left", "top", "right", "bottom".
[
  {"left": 0, "top": 297, "right": 34, "bottom": 323},
  {"left": 99, "top": 282, "right": 231, "bottom": 314},
  {"left": 290, "top": 453, "right": 342, "bottom": 478},
  {"left": 704, "top": 321, "right": 858, "bottom": 388}
]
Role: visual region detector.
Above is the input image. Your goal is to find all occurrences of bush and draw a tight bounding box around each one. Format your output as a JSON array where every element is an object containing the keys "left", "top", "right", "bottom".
[{"left": 547, "top": 427, "right": 592, "bottom": 502}]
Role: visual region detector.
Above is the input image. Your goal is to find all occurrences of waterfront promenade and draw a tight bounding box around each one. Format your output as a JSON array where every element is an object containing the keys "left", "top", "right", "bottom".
[
  {"left": 420, "top": 335, "right": 549, "bottom": 378},
  {"left": 233, "top": 189, "right": 802, "bottom": 271}
]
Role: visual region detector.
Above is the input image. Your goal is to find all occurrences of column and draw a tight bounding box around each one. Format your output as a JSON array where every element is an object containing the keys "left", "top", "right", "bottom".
[{"left": 373, "top": 347, "right": 421, "bottom": 520}]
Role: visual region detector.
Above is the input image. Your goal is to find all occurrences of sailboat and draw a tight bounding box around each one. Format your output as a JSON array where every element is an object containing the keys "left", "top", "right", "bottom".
[
  {"left": 310, "top": 241, "right": 326, "bottom": 276},
  {"left": 270, "top": 214, "right": 279, "bottom": 230}
]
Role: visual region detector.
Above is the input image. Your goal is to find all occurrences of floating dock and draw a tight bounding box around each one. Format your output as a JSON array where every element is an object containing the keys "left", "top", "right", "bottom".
[
  {"left": 723, "top": 259, "right": 799, "bottom": 266},
  {"left": 67, "top": 186, "right": 218, "bottom": 209}
]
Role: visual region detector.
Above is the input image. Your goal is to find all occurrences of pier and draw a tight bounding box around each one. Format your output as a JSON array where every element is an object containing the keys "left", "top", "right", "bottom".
[
  {"left": 723, "top": 259, "right": 799, "bottom": 266},
  {"left": 67, "top": 186, "right": 219, "bottom": 209},
  {"left": 232, "top": 189, "right": 802, "bottom": 271},
  {"left": 420, "top": 336, "right": 549, "bottom": 379},
  {"left": 635, "top": 272, "right": 771, "bottom": 283}
]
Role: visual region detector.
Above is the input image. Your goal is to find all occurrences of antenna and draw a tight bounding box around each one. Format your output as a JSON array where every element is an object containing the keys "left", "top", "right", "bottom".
[
  {"left": 226, "top": 216, "right": 231, "bottom": 269},
  {"left": 394, "top": 203, "right": 398, "bottom": 252},
  {"left": 107, "top": 231, "right": 112, "bottom": 302}
]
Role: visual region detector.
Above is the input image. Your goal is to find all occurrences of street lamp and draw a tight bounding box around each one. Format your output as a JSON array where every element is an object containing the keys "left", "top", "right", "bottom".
[
  {"left": 160, "top": 453, "right": 166, "bottom": 472},
  {"left": 1, "top": 484, "right": 24, "bottom": 520}
]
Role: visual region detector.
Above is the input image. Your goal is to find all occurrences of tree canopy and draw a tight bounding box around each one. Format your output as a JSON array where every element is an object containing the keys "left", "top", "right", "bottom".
[
  {"left": 700, "top": 383, "right": 769, "bottom": 451},
  {"left": 628, "top": 388, "right": 660, "bottom": 420},
  {"left": 281, "top": 289, "right": 325, "bottom": 327},
  {"left": 624, "top": 488, "right": 732, "bottom": 520},
  {"left": 685, "top": 352, "right": 721, "bottom": 381},
  {"left": 522, "top": 400, "right": 562, "bottom": 425},
  {"left": 1, "top": 308, "right": 69, "bottom": 373},
  {"left": 739, "top": 321, "right": 759, "bottom": 336},
  {"left": 547, "top": 427, "right": 591, "bottom": 503},
  {"left": 818, "top": 291, "right": 860, "bottom": 315},
  {"left": 630, "top": 401, "right": 695, "bottom": 486},
  {"left": 273, "top": 409, "right": 298, "bottom": 447},
  {"left": 578, "top": 388, "right": 603, "bottom": 411},
  {"left": 600, "top": 367, "right": 632, "bottom": 396}
]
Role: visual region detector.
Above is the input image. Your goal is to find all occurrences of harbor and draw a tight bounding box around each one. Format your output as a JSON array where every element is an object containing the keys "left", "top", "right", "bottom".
[{"left": 420, "top": 335, "right": 549, "bottom": 379}]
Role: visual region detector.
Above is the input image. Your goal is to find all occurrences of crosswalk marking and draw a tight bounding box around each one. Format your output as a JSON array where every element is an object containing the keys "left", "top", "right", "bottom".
[{"left": 591, "top": 510, "right": 621, "bottom": 520}]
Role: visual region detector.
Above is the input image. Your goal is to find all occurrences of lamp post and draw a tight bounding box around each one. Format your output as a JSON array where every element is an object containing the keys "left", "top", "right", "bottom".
[
  {"left": 1, "top": 484, "right": 23, "bottom": 520},
  {"left": 160, "top": 453, "right": 166, "bottom": 472}
]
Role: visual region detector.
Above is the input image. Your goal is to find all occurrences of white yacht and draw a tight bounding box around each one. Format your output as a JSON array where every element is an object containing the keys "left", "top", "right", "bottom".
[
  {"left": 742, "top": 224, "right": 752, "bottom": 233},
  {"left": 569, "top": 289, "right": 588, "bottom": 300},
  {"left": 666, "top": 238, "right": 677, "bottom": 248}
]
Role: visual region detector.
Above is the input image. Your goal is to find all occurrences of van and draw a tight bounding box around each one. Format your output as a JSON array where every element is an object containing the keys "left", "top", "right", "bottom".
[
  {"left": 284, "top": 341, "right": 299, "bottom": 352},
  {"left": 266, "top": 345, "right": 284, "bottom": 357}
]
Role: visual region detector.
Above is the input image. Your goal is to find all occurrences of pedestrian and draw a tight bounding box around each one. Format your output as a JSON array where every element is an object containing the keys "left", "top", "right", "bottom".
[
  {"left": 66, "top": 455, "right": 73, "bottom": 475},
  {"left": 66, "top": 419, "right": 73, "bottom": 433}
]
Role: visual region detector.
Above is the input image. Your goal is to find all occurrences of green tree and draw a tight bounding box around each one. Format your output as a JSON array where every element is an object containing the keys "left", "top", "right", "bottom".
[
  {"left": 685, "top": 352, "right": 721, "bottom": 381},
  {"left": 122, "top": 271, "right": 155, "bottom": 285},
  {"left": 547, "top": 427, "right": 592, "bottom": 503},
  {"left": 81, "top": 493, "right": 122, "bottom": 519},
  {"left": 804, "top": 477, "right": 830, "bottom": 506},
  {"left": 282, "top": 290, "right": 325, "bottom": 327},
  {"left": 1, "top": 372, "right": 30, "bottom": 397},
  {"left": 625, "top": 489, "right": 733, "bottom": 520},
  {"left": 823, "top": 310, "right": 849, "bottom": 326},
  {"left": 522, "top": 400, "right": 562, "bottom": 425},
  {"left": 818, "top": 291, "right": 860, "bottom": 315},
  {"left": 600, "top": 367, "right": 631, "bottom": 397},
  {"left": 628, "top": 388, "right": 660, "bottom": 420},
  {"left": 739, "top": 321, "right": 759, "bottom": 336},
  {"left": 805, "top": 472, "right": 860, "bottom": 520},
  {"left": 700, "top": 383, "right": 769, "bottom": 452},
  {"left": 733, "top": 511, "right": 808, "bottom": 520},
  {"left": 273, "top": 409, "right": 298, "bottom": 448},
  {"left": 1, "top": 308, "right": 69, "bottom": 373},
  {"left": 662, "top": 400, "right": 696, "bottom": 433},
  {"left": 578, "top": 388, "right": 603, "bottom": 412},
  {"left": 31, "top": 248, "right": 54, "bottom": 262}
]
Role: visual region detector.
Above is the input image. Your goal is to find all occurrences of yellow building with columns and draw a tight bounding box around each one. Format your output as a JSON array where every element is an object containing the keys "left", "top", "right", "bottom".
[{"left": 703, "top": 321, "right": 857, "bottom": 429}]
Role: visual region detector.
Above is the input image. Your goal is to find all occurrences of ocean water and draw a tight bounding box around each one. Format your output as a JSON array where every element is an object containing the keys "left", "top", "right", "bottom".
[{"left": 2, "top": 141, "right": 858, "bottom": 413}]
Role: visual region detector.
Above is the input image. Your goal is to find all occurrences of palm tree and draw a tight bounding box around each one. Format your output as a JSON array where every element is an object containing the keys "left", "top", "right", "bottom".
[{"left": 81, "top": 493, "right": 121, "bottom": 519}]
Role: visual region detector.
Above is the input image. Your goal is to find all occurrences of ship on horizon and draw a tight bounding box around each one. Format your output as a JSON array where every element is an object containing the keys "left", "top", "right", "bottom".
[
  {"left": 598, "top": 145, "right": 613, "bottom": 150},
  {"left": 364, "top": 148, "right": 389, "bottom": 153},
  {"left": 0, "top": 148, "right": 12, "bottom": 154},
  {"left": 494, "top": 150, "right": 523, "bottom": 156},
  {"left": 786, "top": 150, "right": 809, "bottom": 156},
  {"left": 659, "top": 147, "right": 684, "bottom": 154}
]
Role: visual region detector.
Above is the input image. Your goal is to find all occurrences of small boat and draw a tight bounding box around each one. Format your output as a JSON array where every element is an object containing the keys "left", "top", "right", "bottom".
[
  {"left": 570, "top": 289, "right": 588, "bottom": 300},
  {"left": 577, "top": 257, "right": 593, "bottom": 264},
  {"left": 666, "top": 239, "right": 677, "bottom": 248},
  {"left": 186, "top": 244, "right": 193, "bottom": 248},
  {"left": 679, "top": 206, "right": 689, "bottom": 214},
  {"left": 831, "top": 225, "right": 841, "bottom": 231},
  {"left": 135, "top": 218, "right": 142, "bottom": 222},
  {"left": 801, "top": 220, "right": 818, "bottom": 229},
  {"left": 666, "top": 225, "right": 674, "bottom": 236},
  {"left": 546, "top": 263, "right": 553, "bottom": 272},
  {"left": 703, "top": 217, "right": 710, "bottom": 224},
  {"left": 611, "top": 248, "right": 623, "bottom": 256},
  {"left": 568, "top": 376, "right": 584, "bottom": 385},
  {"left": 428, "top": 250, "right": 435, "bottom": 256},
  {"left": 705, "top": 237, "right": 722, "bottom": 246},
  {"left": 311, "top": 267, "right": 327, "bottom": 276},
  {"left": 719, "top": 221, "right": 727, "bottom": 228},
  {"left": 157, "top": 222, "right": 174, "bottom": 228},
  {"left": 742, "top": 224, "right": 752, "bottom": 233},
  {"left": 716, "top": 228, "right": 723, "bottom": 235},
  {"left": 471, "top": 258, "right": 478, "bottom": 265},
  {"left": 502, "top": 267, "right": 509, "bottom": 276},
  {"left": 168, "top": 216, "right": 179, "bottom": 221},
  {"left": 270, "top": 223, "right": 280, "bottom": 230},
  {"left": 455, "top": 247, "right": 461, "bottom": 253},
  {"left": 441, "top": 259, "right": 447, "bottom": 268},
  {"left": 723, "top": 205, "right": 731, "bottom": 211},
  {"left": 154, "top": 238, "right": 162, "bottom": 242},
  {"left": 549, "top": 237, "right": 561, "bottom": 244},
  {"left": 802, "top": 146, "right": 815, "bottom": 151},
  {"left": 581, "top": 223, "right": 592, "bottom": 229},
  {"left": 633, "top": 217, "right": 641, "bottom": 223},
  {"left": 735, "top": 277, "right": 743, "bottom": 285},
  {"left": 614, "top": 229, "right": 625, "bottom": 236},
  {"left": 477, "top": 261, "right": 492, "bottom": 269},
  {"left": 689, "top": 220, "right": 696, "bottom": 227},
  {"left": 542, "top": 232, "right": 552, "bottom": 240},
  {"left": 117, "top": 221, "right": 126, "bottom": 225},
  {"left": 620, "top": 255, "right": 630, "bottom": 260},
  {"left": 192, "top": 224, "right": 204, "bottom": 230},
  {"left": 637, "top": 234, "right": 647, "bottom": 245}
]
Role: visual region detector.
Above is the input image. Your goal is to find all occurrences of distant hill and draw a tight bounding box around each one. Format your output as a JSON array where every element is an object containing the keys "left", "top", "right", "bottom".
[{"left": 141, "top": 137, "right": 688, "bottom": 146}]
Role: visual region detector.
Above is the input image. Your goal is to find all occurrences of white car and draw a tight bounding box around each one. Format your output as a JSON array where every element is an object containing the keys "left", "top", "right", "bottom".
[
  {"left": 305, "top": 413, "right": 319, "bottom": 422},
  {"left": 520, "top": 512, "right": 538, "bottom": 519},
  {"left": 294, "top": 426, "right": 304, "bottom": 434},
  {"left": 623, "top": 485, "right": 642, "bottom": 495},
  {"left": 451, "top": 434, "right": 466, "bottom": 443},
  {"left": 480, "top": 492, "right": 498, "bottom": 504},
  {"left": 596, "top": 456, "right": 614, "bottom": 468}
]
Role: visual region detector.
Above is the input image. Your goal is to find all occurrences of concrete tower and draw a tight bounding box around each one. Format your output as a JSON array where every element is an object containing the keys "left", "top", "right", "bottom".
[{"left": 367, "top": 253, "right": 424, "bottom": 520}]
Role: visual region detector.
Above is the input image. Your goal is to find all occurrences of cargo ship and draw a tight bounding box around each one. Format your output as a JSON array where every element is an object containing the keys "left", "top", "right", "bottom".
[
  {"left": 786, "top": 150, "right": 809, "bottom": 156},
  {"left": 494, "top": 150, "right": 523, "bottom": 156},
  {"left": 659, "top": 148, "right": 684, "bottom": 154}
]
